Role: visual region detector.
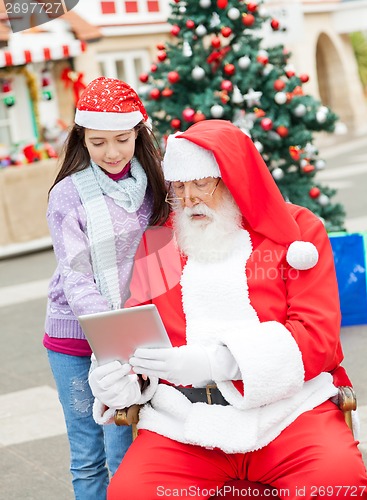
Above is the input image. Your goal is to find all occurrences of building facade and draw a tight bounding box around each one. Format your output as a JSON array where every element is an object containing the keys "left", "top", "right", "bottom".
[{"left": 73, "top": 0, "right": 367, "bottom": 137}]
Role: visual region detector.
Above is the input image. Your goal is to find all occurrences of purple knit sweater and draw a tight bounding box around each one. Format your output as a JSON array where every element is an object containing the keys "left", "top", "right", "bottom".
[{"left": 45, "top": 175, "right": 153, "bottom": 340}]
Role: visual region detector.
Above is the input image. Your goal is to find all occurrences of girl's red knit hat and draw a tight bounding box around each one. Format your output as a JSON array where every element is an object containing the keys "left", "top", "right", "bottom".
[{"left": 75, "top": 77, "right": 148, "bottom": 130}]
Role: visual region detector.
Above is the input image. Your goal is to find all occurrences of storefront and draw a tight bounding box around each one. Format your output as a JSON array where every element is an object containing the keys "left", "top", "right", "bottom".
[{"left": 0, "top": 9, "right": 101, "bottom": 256}]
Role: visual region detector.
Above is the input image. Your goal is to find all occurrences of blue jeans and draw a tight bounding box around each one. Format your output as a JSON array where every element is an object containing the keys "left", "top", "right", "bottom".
[{"left": 47, "top": 350, "right": 132, "bottom": 500}]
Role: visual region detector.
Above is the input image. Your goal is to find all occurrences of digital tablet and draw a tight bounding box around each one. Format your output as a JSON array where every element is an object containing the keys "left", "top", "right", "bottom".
[{"left": 78, "top": 304, "right": 172, "bottom": 365}]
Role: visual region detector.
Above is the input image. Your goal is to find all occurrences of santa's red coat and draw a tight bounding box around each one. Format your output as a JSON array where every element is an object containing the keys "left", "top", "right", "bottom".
[{"left": 122, "top": 203, "right": 350, "bottom": 452}]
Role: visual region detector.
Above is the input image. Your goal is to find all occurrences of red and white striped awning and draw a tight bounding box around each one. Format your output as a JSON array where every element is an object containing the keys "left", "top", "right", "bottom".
[{"left": 0, "top": 39, "right": 87, "bottom": 68}]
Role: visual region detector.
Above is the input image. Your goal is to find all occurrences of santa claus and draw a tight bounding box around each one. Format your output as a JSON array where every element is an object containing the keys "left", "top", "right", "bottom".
[{"left": 89, "top": 120, "right": 367, "bottom": 499}]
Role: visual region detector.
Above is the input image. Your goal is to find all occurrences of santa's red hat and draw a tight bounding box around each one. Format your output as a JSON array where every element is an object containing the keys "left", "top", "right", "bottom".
[
  {"left": 163, "top": 120, "right": 318, "bottom": 271},
  {"left": 75, "top": 77, "right": 148, "bottom": 130}
]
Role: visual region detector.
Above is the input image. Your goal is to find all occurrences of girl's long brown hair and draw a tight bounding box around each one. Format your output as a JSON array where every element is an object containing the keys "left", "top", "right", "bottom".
[{"left": 50, "top": 122, "right": 170, "bottom": 225}]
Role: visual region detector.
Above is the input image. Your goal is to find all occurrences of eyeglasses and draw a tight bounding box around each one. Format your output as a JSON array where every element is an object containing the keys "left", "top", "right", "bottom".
[{"left": 165, "top": 178, "right": 221, "bottom": 206}]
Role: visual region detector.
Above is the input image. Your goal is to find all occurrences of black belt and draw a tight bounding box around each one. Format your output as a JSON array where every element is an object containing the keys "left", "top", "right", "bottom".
[{"left": 175, "top": 384, "right": 229, "bottom": 406}]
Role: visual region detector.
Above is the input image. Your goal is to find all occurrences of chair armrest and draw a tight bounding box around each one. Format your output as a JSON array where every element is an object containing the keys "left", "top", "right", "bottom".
[
  {"left": 337, "top": 386, "right": 357, "bottom": 435},
  {"left": 114, "top": 404, "right": 141, "bottom": 439},
  {"left": 337, "top": 386, "right": 357, "bottom": 412}
]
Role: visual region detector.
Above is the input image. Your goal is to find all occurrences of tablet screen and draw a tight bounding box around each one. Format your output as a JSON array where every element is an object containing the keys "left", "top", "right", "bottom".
[{"left": 78, "top": 304, "right": 172, "bottom": 364}]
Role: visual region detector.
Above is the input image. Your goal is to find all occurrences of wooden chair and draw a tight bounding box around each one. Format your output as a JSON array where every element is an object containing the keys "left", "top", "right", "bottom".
[{"left": 114, "top": 386, "right": 357, "bottom": 499}]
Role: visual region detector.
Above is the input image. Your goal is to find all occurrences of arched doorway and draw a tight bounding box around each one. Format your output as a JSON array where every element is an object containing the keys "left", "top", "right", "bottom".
[{"left": 316, "top": 33, "right": 353, "bottom": 129}]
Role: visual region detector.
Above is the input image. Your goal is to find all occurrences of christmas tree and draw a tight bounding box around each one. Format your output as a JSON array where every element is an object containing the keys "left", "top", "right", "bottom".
[{"left": 139, "top": 0, "right": 346, "bottom": 231}]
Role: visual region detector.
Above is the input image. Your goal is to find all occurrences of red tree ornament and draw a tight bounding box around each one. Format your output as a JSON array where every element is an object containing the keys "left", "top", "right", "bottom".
[
  {"left": 149, "top": 88, "right": 161, "bottom": 100},
  {"left": 211, "top": 36, "right": 221, "bottom": 48},
  {"left": 220, "top": 80, "right": 233, "bottom": 91},
  {"left": 309, "top": 187, "right": 321, "bottom": 199},
  {"left": 221, "top": 26, "right": 232, "bottom": 38},
  {"left": 171, "top": 25, "right": 181, "bottom": 36},
  {"left": 157, "top": 51, "right": 167, "bottom": 62},
  {"left": 256, "top": 54, "right": 269, "bottom": 65},
  {"left": 289, "top": 146, "right": 301, "bottom": 161},
  {"left": 276, "top": 125, "right": 289, "bottom": 138},
  {"left": 302, "top": 164, "right": 315, "bottom": 174},
  {"left": 274, "top": 79, "right": 286, "bottom": 91},
  {"left": 182, "top": 108, "right": 196, "bottom": 122},
  {"left": 292, "top": 86, "right": 304, "bottom": 96},
  {"left": 299, "top": 73, "right": 310, "bottom": 83},
  {"left": 242, "top": 14, "right": 255, "bottom": 27},
  {"left": 255, "top": 108, "right": 266, "bottom": 118},
  {"left": 193, "top": 111, "right": 206, "bottom": 122},
  {"left": 167, "top": 71, "right": 180, "bottom": 84},
  {"left": 247, "top": 3, "right": 258, "bottom": 12},
  {"left": 139, "top": 73, "right": 149, "bottom": 83},
  {"left": 171, "top": 118, "right": 181, "bottom": 129},
  {"left": 224, "top": 63, "right": 235, "bottom": 76},
  {"left": 217, "top": 0, "right": 228, "bottom": 8},
  {"left": 162, "top": 88, "right": 174, "bottom": 98},
  {"left": 271, "top": 19, "right": 280, "bottom": 30},
  {"left": 151, "top": 64, "right": 158, "bottom": 72},
  {"left": 260, "top": 117, "right": 273, "bottom": 131},
  {"left": 186, "top": 19, "right": 195, "bottom": 29}
]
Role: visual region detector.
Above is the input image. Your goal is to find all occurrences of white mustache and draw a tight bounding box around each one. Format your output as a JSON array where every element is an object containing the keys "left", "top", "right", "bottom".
[{"left": 183, "top": 204, "right": 214, "bottom": 217}]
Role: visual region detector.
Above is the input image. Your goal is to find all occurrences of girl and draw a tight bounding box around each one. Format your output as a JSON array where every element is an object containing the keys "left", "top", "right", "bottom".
[{"left": 43, "top": 77, "right": 169, "bottom": 499}]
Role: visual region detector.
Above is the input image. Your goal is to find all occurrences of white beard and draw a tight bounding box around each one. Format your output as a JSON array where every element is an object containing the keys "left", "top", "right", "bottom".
[{"left": 173, "top": 193, "right": 243, "bottom": 262}]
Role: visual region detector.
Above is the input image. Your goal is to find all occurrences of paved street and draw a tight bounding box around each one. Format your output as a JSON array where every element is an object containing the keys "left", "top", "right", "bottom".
[
  {"left": 0, "top": 134, "right": 367, "bottom": 499},
  {"left": 316, "top": 134, "right": 367, "bottom": 233}
]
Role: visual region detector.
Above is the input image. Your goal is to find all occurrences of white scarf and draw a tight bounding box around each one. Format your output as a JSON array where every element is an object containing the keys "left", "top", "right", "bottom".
[{"left": 72, "top": 156, "right": 147, "bottom": 308}]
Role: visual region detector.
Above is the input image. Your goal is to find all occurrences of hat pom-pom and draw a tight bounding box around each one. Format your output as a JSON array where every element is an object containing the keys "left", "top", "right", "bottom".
[{"left": 286, "top": 241, "right": 319, "bottom": 270}]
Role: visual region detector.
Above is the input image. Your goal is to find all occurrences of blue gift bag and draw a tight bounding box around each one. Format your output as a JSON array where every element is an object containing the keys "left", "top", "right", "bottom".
[{"left": 329, "top": 233, "right": 367, "bottom": 326}]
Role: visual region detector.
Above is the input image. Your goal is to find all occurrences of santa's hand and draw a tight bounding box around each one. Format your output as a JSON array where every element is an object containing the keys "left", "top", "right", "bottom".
[
  {"left": 130, "top": 345, "right": 212, "bottom": 386},
  {"left": 130, "top": 344, "right": 241, "bottom": 387},
  {"left": 88, "top": 360, "right": 141, "bottom": 409}
]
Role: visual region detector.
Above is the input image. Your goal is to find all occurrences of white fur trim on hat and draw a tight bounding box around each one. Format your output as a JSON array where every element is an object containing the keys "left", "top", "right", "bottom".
[
  {"left": 75, "top": 109, "right": 144, "bottom": 130},
  {"left": 286, "top": 241, "right": 319, "bottom": 270},
  {"left": 163, "top": 134, "right": 221, "bottom": 182}
]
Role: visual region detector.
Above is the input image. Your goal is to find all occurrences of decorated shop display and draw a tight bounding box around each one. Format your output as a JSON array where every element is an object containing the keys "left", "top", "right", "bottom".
[
  {"left": 41, "top": 68, "right": 53, "bottom": 101},
  {"left": 139, "top": 0, "right": 345, "bottom": 232},
  {"left": 61, "top": 67, "right": 87, "bottom": 106},
  {"left": 0, "top": 64, "right": 61, "bottom": 169},
  {"left": 0, "top": 141, "right": 57, "bottom": 168},
  {"left": 1, "top": 79, "right": 15, "bottom": 107}
]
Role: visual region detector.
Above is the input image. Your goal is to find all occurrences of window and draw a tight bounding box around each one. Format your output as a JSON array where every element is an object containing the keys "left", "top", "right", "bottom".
[
  {"left": 101, "top": 1, "right": 117, "bottom": 14},
  {"left": 98, "top": 0, "right": 169, "bottom": 25},
  {"left": 97, "top": 50, "right": 151, "bottom": 91},
  {"left": 147, "top": 1, "right": 159, "bottom": 12},
  {"left": 125, "top": 1, "right": 138, "bottom": 13},
  {"left": 100, "top": 0, "right": 164, "bottom": 16},
  {"left": 122, "top": 0, "right": 161, "bottom": 13}
]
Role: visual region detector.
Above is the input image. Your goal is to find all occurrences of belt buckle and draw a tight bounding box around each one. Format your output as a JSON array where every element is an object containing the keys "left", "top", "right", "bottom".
[{"left": 205, "top": 384, "right": 217, "bottom": 405}]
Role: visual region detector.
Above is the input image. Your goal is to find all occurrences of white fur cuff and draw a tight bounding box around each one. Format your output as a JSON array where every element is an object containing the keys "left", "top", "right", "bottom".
[
  {"left": 92, "top": 399, "right": 116, "bottom": 425},
  {"left": 163, "top": 135, "right": 221, "bottom": 182}
]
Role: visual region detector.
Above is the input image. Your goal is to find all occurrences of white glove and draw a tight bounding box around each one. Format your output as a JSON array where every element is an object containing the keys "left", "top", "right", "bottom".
[
  {"left": 89, "top": 353, "right": 98, "bottom": 374},
  {"left": 130, "top": 345, "right": 210, "bottom": 386},
  {"left": 88, "top": 360, "right": 141, "bottom": 409},
  {"left": 130, "top": 344, "right": 240, "bottom": 387}
]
